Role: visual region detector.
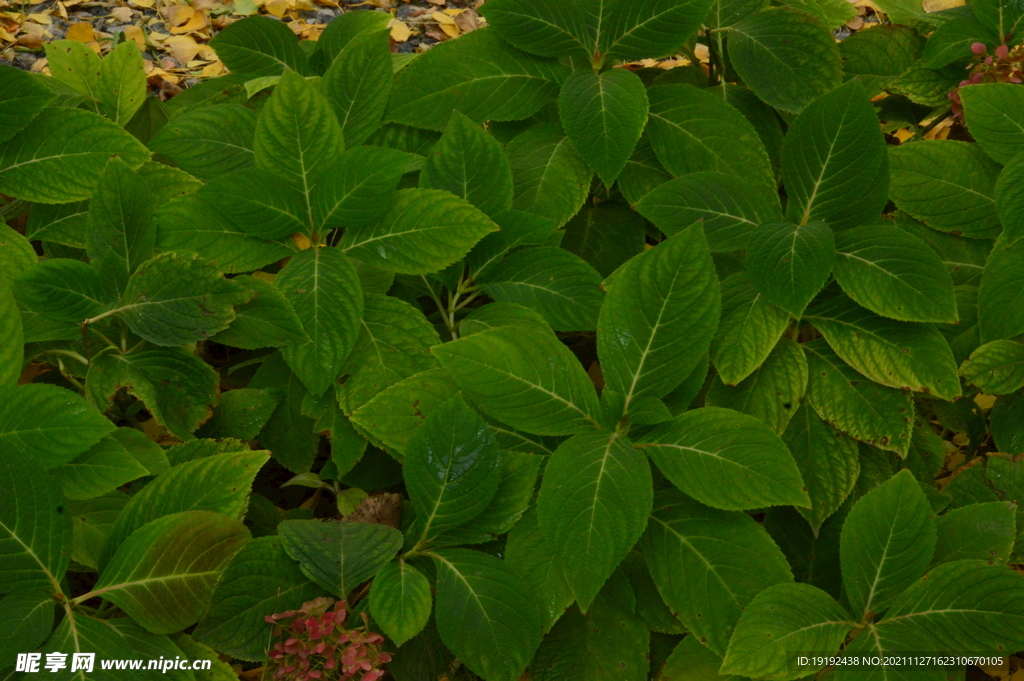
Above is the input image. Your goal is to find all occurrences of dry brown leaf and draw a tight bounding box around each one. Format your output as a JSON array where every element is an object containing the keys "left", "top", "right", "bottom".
[
  {"left": 65, "top": 21, "right": 95, "bottom": 42},
  {"left": 454, "top": 8, "right": 478, "bottom": 31}
]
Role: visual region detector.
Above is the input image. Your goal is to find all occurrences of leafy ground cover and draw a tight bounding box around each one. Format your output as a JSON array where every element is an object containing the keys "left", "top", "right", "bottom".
[{"left": 5, "top": 0, "right": 1024, "bottom": 680}]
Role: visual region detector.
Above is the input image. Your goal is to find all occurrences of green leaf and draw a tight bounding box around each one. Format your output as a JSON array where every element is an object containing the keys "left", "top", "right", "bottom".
[
  {"left": 0, "top": 108, "right": 149, "bottom": 203},
  {"left": 113, "top": 252, "right": 250, "bottom": 346},
  {"left": 43, "top": 40, "right": 101, "bottom": 105},
  {"left": 863, "top": 559, "right": 1024, "bottom": 658},
  {"left": 974, "top": 0, "right": 1024, "bottom": 41},
  {"left": 388, "top": 28, "right": 564, "bottom": 130},
  {"left": 781, "top": 0, "right": 855, "bottom": 28},
  {"left": 97, "top": 41, "right": 146, "bottom": 125},
  {"left": 0, "top": 383, "right": 113, "bottom": 469},
  {"left": 431, "top": 548, "right": 543, "bottom": 681},
  {"left": 933, "top": 502, "right": 1016, "bottom": 565},
  {"left": 531, "top": 573, "right": 651, "bottom": 681},
  {"left": 193, "top": 535, "right": 321, "bottom": 661},
  {"left": 405, "top": 395, "right": 503, "bottom": 542},
  {"left": 617, "top": 136, "right": 671, "bottom": 206},
  {"left": 315, "top": 8, "right": 391, "bottom": 68},
  {"left": 197, "top": 389, "right": 281, "bottom": 441},
  {"left": 3, "top": 222, "right": 45, "bottom": 280},
  {"left": 840, "top": 25, "right": 926, "bottom": 96},
  {"left": 641, "top": 490, "right": 794, "bottom": 655},
  {"left": 635, "top": 171, "right": 781, "bottom": 252},
  {"left": 833, "top": 224, "right": 958, "bottom": 323},
  {"left": 87, "top": 158, "right": 156, "bottom": 297},
  {"left": 979, "top": 235, "right": 1024, "bottom": 341},
  {"left": 872, "top": 0, "right": 940, "bottom": 28},
  {"left": 783, "top": 403, "right": 860, "bottom": 533},
  {"left": 249, "top": 353, "right": 319, "bottom": 473},
  {"left": 0, "top": 277, "right": 21, "bottom": 390},
  {"left": 746, "top": 221, "right": 835, "bottom": 317},
  {"left": 888, "top": 140, "right": 1001, "bottom": 238},
  {"left": 476, "top": 0, "right": 589, "bottom": 58},
  {"left": 52, "top": 434, "right": 149, "bottom": 501},
  {"left": 420, "top": 110, "right": 514, "bottom": 217},
  {"left": 720, "top": 583, "right": 855, "bottom": 680},
  {"left": 959, "top": 339, "right": 1024, "bottom": 394},
  {"left": 433, "top": 324, "right": 603, "bottom": 436},
  {"left": 729, "top": 8, "right": 842, "bottom": 114},
  {"left": 959, "top": 84, "right": 1024, "bottom": 164},
  {"left": 16, "top": 258, "right": 107, "bottom": 323},
  {"left": 806, "top": 293, "right": 961, "bottom": 401},
  {"left": 0, "top": 448, "right": 71, "bottom": 593},
  {"left": 195, "top": 169, "right": 306, "bottom": 241},
  {"left": 705, "top": 337, "right": 807, "bottom": 435},
  {"left": 148, "top": 104, "right": 257, "bottom": 181},
  {"left": 339, "top": 188, "right": 498, "bottom": 274},
  {"left": 276, "top": 247, "right": 363, "bottom": 396},
  {"left": 646, "top": 84, "right": 775, "bottom": 200},
  {"left": 638, "top": 407, "right": 810, "bottom": 510},
  {"left": 712, "top": 272, "right": 791, "bottom": 386},
  {"left": 68, "top": 493, "right": 127, "bottom": 570},
  {"left": 465, "top": 210, "right": 557, "bottom": 279},
  {"left": 995, "top": 151, "right": 1024, "bottom": 245},
  {"left": 208, "top": 15, "right": 310, "bottom": 77},
  {"left": 602, "top": 0, "right": 716, "bottom": 60},
  {"left": 597, "top": 222, "right": 720, "bottom": 415},
  {"left": 782, "top": 80, "right": 889, "bottom": 230},
  {"left": 537, "top": 432, "right": 652, "bottom": 611},
  {"left": 841, "top": 469, "right": 936, "bottom": 618},
  {"left": 0, "top": 65, "right": 55, "bottom": 145},
  {"left": 369, "top": 561, "right": 432, "bottom": 647},
  {"left": 98, "top": 449, "right": 269, "bottom": 569},
  {"left": 209, "top": 275, "right": 308, "bottom": 349},
  {"left": 658, "top": 636, "right": 741, "bottom": 681},
  {"left": 478, "top": 246, "right": 603, "bottom": 332},
  {"left": 505, "top": 507, "right": 574, "bottom": 633},
  {"left": 277, "top": 519, "right": 402, "bottom": 598},
  {"left": 459, "top": 301, "right": 550, "bottom": 336},
  {"left": 339, "top": 293, "right": 440, "bottom": 411},
  {"left": 560, "top": 203, "right": 646, "bottom": 278},
  {"left": 507, "top": 123, "right": 592, "bottom": 228},
  {"left": 92, "top": 510, "right": 249, "bottom": 634},
  {"left": 323, "top": 28, "right": 392, "bottom": 148},
  {"left": 558, "top": 68, "right": 648, "bottom": 186},
  {"left": 311, "top": 144, "right": 412, "bottom": 232},
  {"left": 803, "top": 339, "right": 914, "bottom": 455},
  {"left": 255, "top": 70, "right": 342, "bottom": 210},
  {"left": 0, "top": 590, "right": 55, "bottom": 669}
]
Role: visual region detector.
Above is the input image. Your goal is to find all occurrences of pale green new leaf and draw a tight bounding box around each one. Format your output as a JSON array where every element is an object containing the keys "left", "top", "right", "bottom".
[
  {"left": 711, "top": 272, "right": 791, "bottom": 386},
  {"left": 597, "top": 222, "right": 720, "bottom": 415},
  {"left": 0, "top": 449, "right": 72, "bottom": 594},
  {"left": 340, "top": 188, "right": 498, "bottom": 274},
  {"left": 782, "top": 80, "right": 889, "bottom": 230},
  {"left": 888, "top": 140, "right": 1001, "bottom": 238},
  {"left": 729, "top": 8, "right": 842, "bottom": 113},
  {"left": 369, "top": 561, "right": 432, "bottom": 647},
  {"left": 433, "top": 324, "right": 603, "bottom": 436},
  {"left": 746, "top": 221, "right": 835, "bottom": 317},
  {"left": 536, "top": 432, "right": 653, "bottom": 612},
  {"left": 277, "top": 519, "right": 402, "bottom": 598},
  {"left": 478, "top": 246, "right": 604, "bottom": 332},
  {"left": 405, "top": 396, "right": 503, "bottom": 542},
  {"left": 806, "top": 293, "right": 961, "bottom": 401},
  {"left": 0, "top": 108, "right": 148, "bottom": 203},
  {"left": 277, "top": 247, "right": 363, "bottom": 397},
  {"left": 833, "top": 224, "right": 958, "bottom": 323},
  {"left": 637, "top": 407, "right": 810, "bottom": 510},
  {"left": 959, "top": 339, "right": 1024, "bottom": 394},
  {"left": 93, "top": 510, "right": 249, "bottom": 634},
  {"left": 420, "top": 110, "right": 514, "bottom": 217},
  {"left": 641, "top": 490, "right": 794, "bottom": 656},
  {"left": 803, "top": 339, "right": 914, "bottom": 455},
  {"left": 558, "top": 68, "right": 649, "bottom": 186},
  {"left": 720, "top": 583, "right": 856, "bottom": 680},
  {"left": 841, "top": 469, "right": 936, "bottom": 619},
  {"left": 193, "top": 535, "right": 322, "bottom": 662},
  {"left": 432, "top": 548, "right": 543, "bottom": 681},
  {"left": 43, "top": 40, "right": 101, "bottom": 105}
]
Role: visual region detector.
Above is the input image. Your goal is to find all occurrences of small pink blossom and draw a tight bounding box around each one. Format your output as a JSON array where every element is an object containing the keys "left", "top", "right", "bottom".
[{"left": 972, "top": 42, "right": 988, "bottom": 55}]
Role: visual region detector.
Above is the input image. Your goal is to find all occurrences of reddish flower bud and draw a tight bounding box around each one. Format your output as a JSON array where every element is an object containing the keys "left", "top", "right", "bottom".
[{"left": 972, "top": 42, "right": 987, "bottom": 55}]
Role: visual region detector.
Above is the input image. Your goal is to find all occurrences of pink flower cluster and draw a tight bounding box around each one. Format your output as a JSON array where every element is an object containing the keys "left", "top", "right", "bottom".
[
  {"left": 950, "top": 42, "right": 1024, "bottom": 118},
  {"left": 264, "top": 598, "right": 392, "bottom": 681}
]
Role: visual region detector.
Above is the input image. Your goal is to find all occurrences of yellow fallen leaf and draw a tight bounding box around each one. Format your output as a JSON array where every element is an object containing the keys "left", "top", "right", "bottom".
[
  {"left": 893, "top": 127, "right": 914, "bottom": 143},
  {"left": 292, "top": 233, "right": 312, "bottom": 250},
  {"left": 443, "top": 7, "right": 463, "bottom": 15},
  {"left": 387, "top": 17, "right": 410, "bottom": 41},
  {"left": 197, "top": 44, "right": 217, "bottom": 59},
  {"left": 27, "top": 12, "right": 51, "bottom": 23},
  {"left": 171, "top": 11, "right": 208, "bottom": 33},
  {"left": 110, "top": 6, "right": 132, "bottom": 22},
  {"left": 164, "top": 34, "right": 201, "bottom": 62},
  {"left": 439, "top": 22, "right": 459, "bottom": 38},
  {"left": 0, "top": 27, "right": 14, "bottom": 42},
  {"left": 123, "top": 24, "right": 146, "bottom": 49},
  {"left": 65, "top": 21, "right": 94, "bottom": 42},
  {"left": 693, "top": 43, "right": 709, "bottom": 64},
  {"left": 266, "top": 0, "right": 288, "bottom": 17},
  {"left": 431, "top": 11, "right": 454, "bottom": 24},
  {"left": 201, "top": 59, "right": 224, "bottom": 76},
  {"left": 56, "top": 2, "right": 68, "bottom": 19},
  {"left": 147, "top": 30, "right": 170, "bottom": 42},
  {"left": 922, "top": 0, "right": 964, "bottom": 10},
  {"left": 166, "top": 4, "right": 194, "bottom": 25},
  {"left": 129, "top": 0, "right": 155, "bottom": 7},
  {"left": 974, "top": 393, "right": 997, "bottom": 410}
]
